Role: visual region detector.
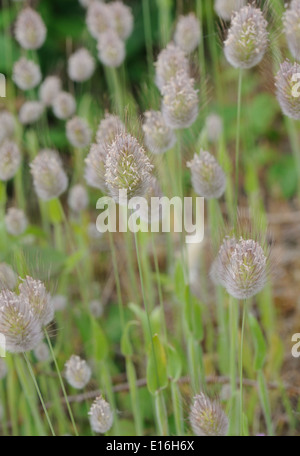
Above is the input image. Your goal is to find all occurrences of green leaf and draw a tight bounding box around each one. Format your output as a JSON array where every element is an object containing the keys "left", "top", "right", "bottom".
[
  {"left": 167, "top": 345, "right": 182, "bottom": 381},
  {"left": 147, "top": 334, "right": 168, "bottom": 394},
  {"left": 91, "top": 319, "right": 108, "bottom": 361},
  {"left": 120, "top": 321, "right": 139, "bottom": 357},
  {"left": 184, "top": 287, "right": 204, "bottom": 341},
  {"left": 248, "top": 314, "right": 267, "bottom": 370}
]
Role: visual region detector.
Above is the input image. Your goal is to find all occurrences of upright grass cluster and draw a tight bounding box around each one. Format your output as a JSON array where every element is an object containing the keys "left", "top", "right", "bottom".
[{"left": 0, "top": 0, "right": 298, "bottom": 437}]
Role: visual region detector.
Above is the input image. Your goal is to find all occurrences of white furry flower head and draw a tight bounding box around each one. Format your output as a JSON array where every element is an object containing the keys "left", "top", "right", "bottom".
[
  {"left": 96, "top": 113, "right": 125, "bottom": 146},
  {"left": 5, "top": 208, "right": 28, "bottom": 236},
  {"left": 214, "top": 0, "right": 246, "bottom": 22},
  {"left": 19, "top": 101, "right": 44, "bottom": 125},
  {"left": 205, "top": 113, "right": 223, "bottom": 143},
  {"left": 275, "top": 59, "right": 300, "bottom": 120},
  {"left": 19, "top": 276, "right": 54, "bottom": 327},
  {"left": 283, "top": 0, "right": 300, "bottom": 61},
  {"left": 155, "top": 43, "right": 189, "bottom": 92},
  {"left": 64, "top": 355, "right": 92, "bottom": 389},
  {"left": 0, "top": 263, "right": 17, "bottom": 291},
  {"left": 88, "top": 396, "right": 113, "bottom": 434},
  {"left": 66, "top": 116, "right": 92, "bottom": 148},
  {"left": 187, "top": 149, "right": 226, "bottom": 199},
  {"left": 68, "top": 184, "right": 89, "bottom": 212},
  {"left": 0, "top": 140, "right": 21, "bottom": 181},
  {"left": 189, "top": 392, "right": 229, "bottom": 436},
  {"left": 0, "top": 290, "right": 43, "bottom": 353},
  {"left": 105, "top": 133, "right": 154, "bottom": 202},
  {"left": 0, "top": 111, "right": 15, "bottom": 144},
  {"left": 13, "top": 57, "right": 41, "bottom": 91},
  {"left": 224, "top": 4, "right": 269, "bottom": 69},
  {"left": 109, "top": 1, "right": 134, "bottom": 40},
  {"left": 15, "top": 7, "right": 46, "bottom": 50},
  {"left": 52, "top": 92, "right": 76, "bottom": 120},
  {"left": 30, "top": 150, "right": 68, "bottom": 201},
  {"left": 211, "top": 234, "right": 270, "bottom": 300},
  {"left": 97, "top": 29, "right": 125, "bottom": 68},
  {"left": 68, "top": 48, "right": 96, "bottom": 82},
  {"left": 86, "top": 1, "right": 114, "bottom": 39},
  {"left": 174, "top": 13, "right": 201, "bottom": 54},
  {"left": 39, "top": 76, "right": 62, "bottom": 106},
  {"left": 142, "top": 110, "right": 176, "bottom": 154},
  {"left": 161, "top": 69, "right": 199, "bottom": 129}
]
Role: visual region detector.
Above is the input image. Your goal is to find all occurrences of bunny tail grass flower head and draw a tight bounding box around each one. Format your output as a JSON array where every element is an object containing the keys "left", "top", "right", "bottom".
[
  {"left": 174, "top": 13, "right": 201, "bottom": 54},
  {"left": 211, "top": 229, "right": 270, "bottom": 300},
  {"left": 64, "top": 355, "right": 92, "bottom": 389},
  {"left": 5, "top": 208, "right": 28, "bottom": 236},
  {"left": 0, "top": 263, "right": 17, "bottom": 291},
  {"left": 0, "top": 111, "right": 15, "bottom": 144},
  {"left": 19, "top": 101, "right": 44, "bottom": 125},
  {"left": 30, "top": 150, "right": 68, "bottom": 201},
  {"left": 162, "top": 69, "right": 199, "bottom": 129},
  {"left": 19, "top": 276, "right": 54, "bottom": 326},
  {"left": 187, "top": 149, "right": 226, "bottom": 199},
  {"left": 34, "top": 341, "right": 50, "bottom": 362},
  {"left": 68, "top": 48, "right": 96, "bottom": 82},
  {"left": 88, "top": 396, "right": 113, "bottom": 434},
  {"left": 86, "top": 1, "right": 114, "bottom": 39},
  {"left": 0, "top": 140, "right": 21, "bottom": 181},
  {"left": 142, "top": 110, "right": 176, "bottom": 154},
  {"left": 15, "top": 7, "right": 46, "bottom": 50},
  {"left": 96, "top": 113, "right": 125, "bottom": 146},
  {"left": 66, "top": 116, "right": 92, "bottom": 148},
  {"left": 189, "top": 392, "right": 229, "bottom": 436},
  {"left": 224, "top": 4, "right": 269, "bottom": 69},
  {"left": 97, "top": 30, "right": 125, "bottom": 68},
  {"left": 12, "top": 58, "right": 41, "bottom": 91},
  {"left": 105, "top": 132, "right": 154, "bottom": 203},
  {"left": 205, "top": 113, "right": 223, "bottom": 143},
  {"left": 214, "top": 0, "right": 246, "bottom": 21},
  {"left": 109, "top": 1, "right": 134, "bottom": 40},
  {"left": 275, "top": 60, "right": 300, "bottom": 120},
  {"left": 283, "top": 0, "right": 300, "bottom": 61},
  {"left": 0, "top": 290, "right": 43, "bottom": 353},
  {"left": 155, "top": 43, "right": 189, "bottom": 92},
  {"left": 52, "top": 92, "right": 76, "bottom": 120},
  {"left": 39, "top": 76, "right": 62, "bottom": 107},
  {"left": 68, "top": 184, "right": 89, "bottom": 213}
]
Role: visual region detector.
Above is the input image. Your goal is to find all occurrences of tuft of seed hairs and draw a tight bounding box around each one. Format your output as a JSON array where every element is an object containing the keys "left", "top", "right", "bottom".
[
  {"left": 5, "top": 208, "right": 28, "bottom": 236},
  {"left": 142, "top": 110, "right": 176, "bottom": 154},
  {"left": 68, "top": 184, "right": 89, "bottom": 213},
  {"left": 68, "top": 48, "right": 96, "bottom": 82},
  {"left": 52, "top": 92, "right": 76, "bottom": 120},
  {"left": 39, "top": 76, "right": 62, "bottom": 107},
  {"left": 64, "top": 354, "right": 92, "bottom": 389},
  {"left": 88, "top": 396, "right": 113, "bottom": 434},
  {"left": 66, "top": 116, "right": 92, "bottom": 148},
  {"left": 155, "top": 43, "right": 189, "bottom": 93},
  {"left": 15, "top": 7, "right": 46, "bottom": 50},
  {"left": 275, "top": 59, "right": 300, "bottom": 120},
  {"left": 189, "top": 392, "right": 229, "bottom": 436},
  {"left": 174, "top": 13, "right": 201, "bottom": 54},
  {"left": 19, "top": 101, "right": 44, "bottom": 125},
  {"left": 283, "top": 0, "right": 300, "bottom": 61},
  {"left": 97, "top": 29, "right": 125, "bottom": 68},
  {"left": 214, "top": 0, "right": 246, "bottom": 22},
  {"left": 12, "top": 57, "right": 41, "bottom": 91},
  {"left": 0, "top": 263, "right": 17, "bottom": 291},
  {"left": 0, "top": 140, "right": 21, "bottom": 181}
]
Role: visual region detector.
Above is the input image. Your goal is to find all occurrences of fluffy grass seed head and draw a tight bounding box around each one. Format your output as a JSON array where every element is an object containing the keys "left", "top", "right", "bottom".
[
  {"left": 5, "top": 208, "right": 28, "bottom": 236},
  {"left": 142, "top": 110, "right": 176, "bottom": 154},
  {"left": 15, "top": 7, "right": 46, "bottom": 50},
  {"left": 52, "top": 92, "right": 76, "bottom": 120},
  {"left": 109, "top": 1, "right": 134, "bottom": 40},
  {"left": 205, "top": 113, "right": 223, "bottom": 143},
  {"left": 275, "top": 59, "right": 300, "bottom": 120},
  {"left": 155, "top": 43, "right": 189, "bottom": 92},
  {"left": 0, "top": 140, "right": 21, "bottom": 181},
  {"left": 96, "top": 113, "right": 125, "bottom": 146},
  {"left": 19, "top": 276, "right": 54, "bottom": 327},
  {"left": 68, "top": 48, "right": 96, "bottom": 82},
  {"left": 84, "top": 143, "right": 107, "bottom": 191},
  {"left": 86, "top": 1, "right": 114, "bottom": 39},
  {"left": 0, "top": 263, "right": 17, "bottom": 291},
  {"left": 97, "top": 29, "right": 125, "bottom": 68},
  {"left": 88, "top": 396, "right": 113, "bottom": 434},
  {"left": 39, "top": 76, "right": 62, "bottom": 106},
  {"left": 105, "top": 133, "right": 154, "bottom": 203},
  {"left": 34, "top": 341, "right": 50, "bottom": 362},
  {"left": 161, "top": 69, "right": 199, "bottom": 129},
  {"left": 224, "top": 4, "right": 269, "bottom": 69},
  {"left": 65, "top": 355, "right": 92, "bottom": 389},
  {"left": 187, "top": 149, "right": 226, "bottom": 199},
  {"left": 174, "top": 13, "right": 201, "bottom": 54},
  {"left": 66, "top": 116, "right": 92, "bottom": 148},
  {"left": 12, "top": 57, "right": 41, "bottom": 91},
  {"left": 68, "top": 184, "right": 89, "bottom": 212},
  {"left": 283, "top": 0, "right": 300, "bottom": 61},
  {"left": 19, "top": 101, "right": 44, "bottom": 125},
  {"left": 0, "top": 290, "right": 43, "bottom": 353},
  {"left": 212, "top": 235, "right": 269, "bottom": 300},
  {"left": 0, "top": 111, "right": 15, "bottom": 144},
  {"left": 89, "top": 299, "right": 103, "bottom": 318},
  {"left": 214, "top": 0, "right": 246, "bottom": 21},
  {"left": 189, "top": 392, "right": 229, "bottom": 436},
  {"left": 30, "top": 149, "right": 68, "bottom": 201}
]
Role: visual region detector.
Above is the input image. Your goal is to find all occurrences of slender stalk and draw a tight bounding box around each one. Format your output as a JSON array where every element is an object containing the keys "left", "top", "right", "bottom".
[
  {"left": 22, "top": 353, "right": 55, "bottom": 436},
  {"left": 108, "top": 230, "right": 125, "bottom": 329},
  {"left": 239, "top": 302, "right": 247, "bottom": 436},
  {"left": 150, "top": 230, "right": 167, "bottom": 341},
  {"left": 142, "top": 0, "right": 154, "bottom": 72},
  {"left": 235, "top": 69, "right": 243, "bottom": 215},
  {"left": 44, "top": 330, "right": 79, "bottom": 436}
]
